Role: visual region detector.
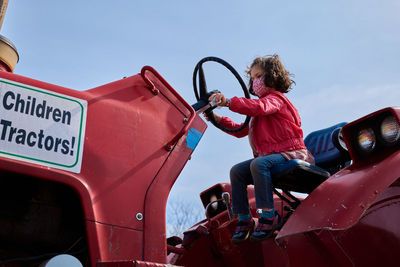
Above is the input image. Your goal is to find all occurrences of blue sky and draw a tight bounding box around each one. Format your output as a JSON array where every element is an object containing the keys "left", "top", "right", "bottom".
[{"left": 3, "top": 1, "right": 400, "bottom": 219}]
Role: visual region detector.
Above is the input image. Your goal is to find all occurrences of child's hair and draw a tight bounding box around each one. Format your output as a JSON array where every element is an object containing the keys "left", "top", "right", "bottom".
[{"left": 246, "top": 54, "right": 295, "bottom": 94}]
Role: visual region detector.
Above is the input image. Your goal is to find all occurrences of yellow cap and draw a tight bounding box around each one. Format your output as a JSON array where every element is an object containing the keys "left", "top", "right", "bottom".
[{"left": 0, "top": 34, "right": 18, "bottom": 72}]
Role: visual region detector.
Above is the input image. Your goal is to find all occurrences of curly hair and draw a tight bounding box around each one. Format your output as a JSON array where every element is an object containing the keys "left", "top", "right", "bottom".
[{"left": 246, "top": 54, "right": 295, "bottom": 94}]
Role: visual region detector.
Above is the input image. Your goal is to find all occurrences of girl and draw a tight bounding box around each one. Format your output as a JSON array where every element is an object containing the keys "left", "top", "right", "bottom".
[{"left": 207, "top": 55, "right": 314, "bottom": 243}]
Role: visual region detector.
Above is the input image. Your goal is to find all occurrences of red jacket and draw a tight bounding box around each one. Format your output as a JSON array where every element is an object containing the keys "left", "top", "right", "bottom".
[{"left": 219, "top": 90, "right": 307, "bottom": 156}]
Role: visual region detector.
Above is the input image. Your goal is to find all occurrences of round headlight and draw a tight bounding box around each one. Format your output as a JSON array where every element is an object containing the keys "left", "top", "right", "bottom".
[
  {"left": 380, "top": 116, "right": 400, "bottom": 144},
  {"left": 357, "top": 128, "right": 376, "bottom": 152}
]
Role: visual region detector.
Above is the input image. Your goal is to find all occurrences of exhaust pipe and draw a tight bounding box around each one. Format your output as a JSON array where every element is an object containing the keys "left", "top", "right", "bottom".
[{"left": 0, "top": 34, "right": 18, "bottom": 72}]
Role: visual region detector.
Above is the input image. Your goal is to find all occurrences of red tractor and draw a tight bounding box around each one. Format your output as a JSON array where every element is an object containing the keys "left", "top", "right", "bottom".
[{"left": 0, "top": 34, "right": 399, "bottom": 267}]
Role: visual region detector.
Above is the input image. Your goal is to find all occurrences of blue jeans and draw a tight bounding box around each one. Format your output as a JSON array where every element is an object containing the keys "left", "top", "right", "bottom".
[{"left": 230, "top": 154, "right": 287, "bottom": 214}]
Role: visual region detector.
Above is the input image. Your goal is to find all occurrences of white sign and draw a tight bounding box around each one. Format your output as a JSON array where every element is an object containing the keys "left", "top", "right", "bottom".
[{"left": 0, "top": 79, "right": 87, "bottom": 173}]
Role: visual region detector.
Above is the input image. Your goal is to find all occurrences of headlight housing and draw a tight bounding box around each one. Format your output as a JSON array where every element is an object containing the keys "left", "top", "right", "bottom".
[
  {"left": 343, "top": 108, "right": 400, "bottom": 162},
  {"left": 380, "top": 115, "right": 400, "bottom": 145}
]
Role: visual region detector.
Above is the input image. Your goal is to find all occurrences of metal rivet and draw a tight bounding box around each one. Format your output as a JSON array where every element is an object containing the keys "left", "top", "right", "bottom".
[{"left": 136, "top": 213, "right": 143, "bottom": 221}]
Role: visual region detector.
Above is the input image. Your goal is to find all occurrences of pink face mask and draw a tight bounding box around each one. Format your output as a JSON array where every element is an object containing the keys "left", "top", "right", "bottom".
[{"left": 252, "top": 77, "right": 268, "bottom": 97}]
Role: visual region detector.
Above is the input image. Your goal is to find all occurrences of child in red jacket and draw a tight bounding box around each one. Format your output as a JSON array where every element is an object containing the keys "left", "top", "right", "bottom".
[{"left": 208, "top": 55, "right": 314, "bottom": 243}]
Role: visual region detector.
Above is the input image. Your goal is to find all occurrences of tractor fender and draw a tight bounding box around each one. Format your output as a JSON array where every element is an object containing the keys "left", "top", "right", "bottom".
[{"left": 277, "top": 151, "right": 400, "bottom": 240}]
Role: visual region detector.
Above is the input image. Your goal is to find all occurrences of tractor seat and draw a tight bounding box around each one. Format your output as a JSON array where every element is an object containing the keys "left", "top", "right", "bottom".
[{"left": 270, "top": 122, "right": 348, "bottom": 194}]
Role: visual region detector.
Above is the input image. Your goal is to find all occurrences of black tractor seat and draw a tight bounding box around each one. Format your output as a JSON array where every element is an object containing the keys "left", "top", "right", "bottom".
[
  {"left": 271, "top": 159, "right": 330, "bottom": 194},
  {"left": 270, "top": 122, "right": 348, "bottom": 209}
]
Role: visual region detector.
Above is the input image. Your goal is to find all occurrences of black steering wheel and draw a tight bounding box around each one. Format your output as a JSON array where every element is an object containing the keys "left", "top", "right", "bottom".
[{"left": 193, "top": 56, "right": 251, "bottom": 133}]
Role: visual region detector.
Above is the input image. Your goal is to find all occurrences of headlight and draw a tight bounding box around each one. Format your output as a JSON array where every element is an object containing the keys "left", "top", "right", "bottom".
[
  {"left": 357, "top": 128, "right": 376, "bottom": 153},
  {"left": 380, "top": 116, "right": 400, "bottom": 145}
]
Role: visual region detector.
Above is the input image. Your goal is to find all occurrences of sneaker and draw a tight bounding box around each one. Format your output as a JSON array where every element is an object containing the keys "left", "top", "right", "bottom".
[
  {"left": 250, "top": 212, "right": 281, "bottom": 242},
  {"left": 231, "top": 218, "right": 255, "bottom": 244}
]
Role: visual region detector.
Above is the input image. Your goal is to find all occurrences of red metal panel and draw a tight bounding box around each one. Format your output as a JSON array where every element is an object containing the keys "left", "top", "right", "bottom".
[
  {"left": 84, "top": 73, "right": 186, "bottom": 229},
  {"left": 274, "top": 179, "right": 400, "bottom": 267},
  {"left": 142, "top": 115, "right": 206, "bottom": 263},
  {"left": 276, "top": 231, "right": 345, "bottom": 267},
  {"left": 337, "top": 182, "right": 400, "bottom": 266},
  {"left": 93, "top": 222, "right": 143, "bottom": 262}
]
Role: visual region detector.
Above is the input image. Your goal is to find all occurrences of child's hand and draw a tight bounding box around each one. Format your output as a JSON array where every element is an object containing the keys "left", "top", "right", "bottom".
[
  {"left": 202, "top": 112, "right": 222, "bottom": 123},
  {"left": 209, "top": 93, "right": 227, "bottom": 107}
]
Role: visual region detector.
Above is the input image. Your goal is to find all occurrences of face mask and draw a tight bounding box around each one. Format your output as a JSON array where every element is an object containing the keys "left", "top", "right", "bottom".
[{"left": 252, "top": 77, "right": 268, "bottom": 97}]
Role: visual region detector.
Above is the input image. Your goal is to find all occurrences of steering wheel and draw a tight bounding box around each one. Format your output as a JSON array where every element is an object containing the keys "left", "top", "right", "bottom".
[{"left": 193, "top": 56, "right": 251, "bottom": 133}]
